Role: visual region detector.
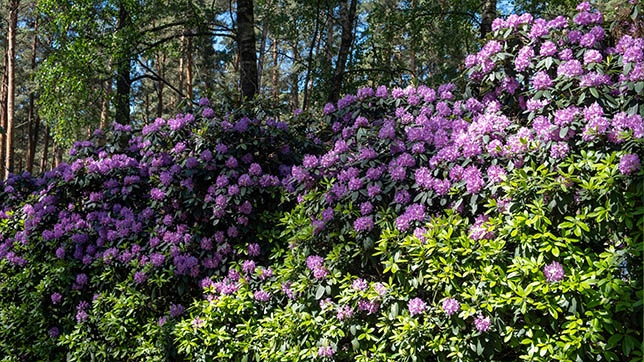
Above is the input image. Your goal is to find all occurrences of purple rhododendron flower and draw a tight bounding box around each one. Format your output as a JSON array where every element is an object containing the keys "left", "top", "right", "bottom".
[
  {"left": 51, "top": 292, "right": 62, "bottom": 304},
  {"left": 49, "top": 327, "right": 60, "bottom": 338},
  {"left": 134, "top": 271, "right": 147, "bottom": 284},
  {"left": 619, "top": 153, "right": 640, "bottom": 175},
  {"left": 352, "top": 278, "right": 368, "bottom": 291},
  {"left": 317, "top": 346, "right": 335, "bottom": 357},
  {"left": 357, "top": 299, "right": 380, "bottom": 314},
  {"left": 170, "top": 304, "right": 185, "bottom": 317},
  {"left": 442, "top": 298, "right": 460, "bottom": 316},
  {"left": 254, "top": 290, "right": 271, "bottom": 302},
  {"left": 474, "top": 315, "right": 491, "bottom": 332},
  {"left": 408, "top": 297, "right": 427, "bottom": 316},
  {"left": 354, "top": 216, "right": 374, "bottom": 232},
  {"left": 544, "top": 261, "right": 565, "bottom": 282}
]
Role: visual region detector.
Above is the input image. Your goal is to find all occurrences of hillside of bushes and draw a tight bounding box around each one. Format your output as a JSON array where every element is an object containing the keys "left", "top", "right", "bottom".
[{"left": 1, "top": 2, "right": 642, "bottom": 361}]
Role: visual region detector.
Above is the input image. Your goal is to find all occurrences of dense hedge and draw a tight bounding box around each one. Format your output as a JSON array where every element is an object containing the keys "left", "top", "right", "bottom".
[{"left": 1, "top": 1, "right": 642, "bottom": 361}]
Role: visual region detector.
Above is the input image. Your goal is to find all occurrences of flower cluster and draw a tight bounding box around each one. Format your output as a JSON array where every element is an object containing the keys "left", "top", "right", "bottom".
[
  {"left": 543, "top": 261, "right": 565, "bottom": 282},
  {"left": 408, "top": 297, "right": 427, "bottom": 316},
  {"left": 442, "top": 298, "right": 460, "bottom": 316}
]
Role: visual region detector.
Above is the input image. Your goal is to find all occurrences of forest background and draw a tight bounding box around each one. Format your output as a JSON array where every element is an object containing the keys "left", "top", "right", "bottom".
[{"left": 0, "top": 0, "right": 627, "bottom": 177}]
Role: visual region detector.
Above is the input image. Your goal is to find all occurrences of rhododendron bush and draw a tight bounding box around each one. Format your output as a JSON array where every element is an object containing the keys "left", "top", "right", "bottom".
[
  {"left": 2, "top": 1, "right": 644, "bottom": 361},
  {"left": 174, "top": 3, "right": 642, "bottom": 362},
  {"left": 0, "top": 100, "right": 313, "bottom": 360}
]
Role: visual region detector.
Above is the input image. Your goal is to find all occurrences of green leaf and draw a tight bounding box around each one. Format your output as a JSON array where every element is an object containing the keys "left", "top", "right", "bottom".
[
  {"left": 315, "top": 285, "right": 325, "bottom": 300},
  {"left": 606, "top": 334, "right": 623, "bottom": 348},
  {"left": 635, "top": 82, "right": 643, "bottom": 95}
]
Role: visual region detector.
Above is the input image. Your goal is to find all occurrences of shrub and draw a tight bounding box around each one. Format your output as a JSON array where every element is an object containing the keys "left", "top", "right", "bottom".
[
  {"left": 0, "top": 98, "right": 311, "bottom": 360},
  {"left": 174, "top": 2, "right": 643, "bottom": 361}
]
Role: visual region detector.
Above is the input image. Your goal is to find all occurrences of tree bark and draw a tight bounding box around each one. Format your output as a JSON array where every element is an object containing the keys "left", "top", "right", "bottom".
[
  {"left": 290, "top": 41, "right": 299, "bottom": 110},
  {"left": 185, "top": 34, "right": 193, "bottom": 100},
  {"left": 114, "top": 2, "right": 132, "bottom": 124},
  {"left": 480, "top": 0, "right": 496, "bottom": 38},
  {"left": 145, "top": 91, "right": 150, "bottom": 121},
  {"left": 303, "top": 4, "right": 320, "bottom": 111},
  {"left": 40, "top": 126, "right": 49, "bottom": 173},
  {"left": 326, "top": 9, "right": 334, "bottom": 63},
  {"left": 305, "top": 30, "right": 321, "bottom": 110},
  {"left": 0, "top": 42, "right": 8, "bottom": 173},
  {"left": 201, "top": 33, "right": 215, "bottom": 90},
  {"left": 27, "top": 14, "right": 39, "bottom": 174},
  {"left": 100, "top": 79, "right": 111, "bottom": 130},
  {"left": 52, "top": 144, "right": 58, "bottom": 169},
  {"left": 5, "top": 0, "right": 19, "bottom": 178},
  {"left": 271, "top": 37, "right": 279, "bottom": 101},
  {"left": 55, "top": 146, "right": 62, "bottom": 168},
  {"left": 327, "top": 0, "right": 358, "bottom": 104},
  {"left": 257, "top": 21, "right": 269, "bottom": 91},
  {"left": 178, "top": 34, "right": 185, "bottom": 106},
  {"left": 237, "top": 0, "right": 258, "bottom": 100},
  {"left": 155, "top": 51, "right": 165, "bottom": 117},
  {"left": 410, "top": 0, "right": 417, "bottom": 82}
]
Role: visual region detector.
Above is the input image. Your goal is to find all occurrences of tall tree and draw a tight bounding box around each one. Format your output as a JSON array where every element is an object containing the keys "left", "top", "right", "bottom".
[
  {"left": 185, "top": 33, "right": 193, "bottom": 100},
  {"left": 154, "top": 50, "right": 165, "bottom": 118},
  {"left": 271, "top": 36, "right": 279, "bottom": 101},
  {"left": 480, "top": 0, "right": 497, "bottom": 38},
  {"left": 237, "top": 0, "right": 258, "bottom": 100},
  {"left": 5, "top": 0, "right": 19, "bottom": 178},
  {"left": 40, "top": 126, "right": 49, "bottom": 172},
  {"left": 290, "top": 41, "right": 299, "bottom": 109},
  {"left": 256, "top": 2, "right": 271, "bottom": 92},
  {"left": 302, "top": 2, "right": 320, "bottom": 110},
  {"left": 0, "top": 38, "right": 7, "bottom": 172},
  {"left": 26, "top": 13, "right": 39, "bottom": 173},
  {"left": 327, "top": 0, "right": 358, "bottom": 103},
  {"left": 114, "top": 1, "right": 132, "bottom": 124}
]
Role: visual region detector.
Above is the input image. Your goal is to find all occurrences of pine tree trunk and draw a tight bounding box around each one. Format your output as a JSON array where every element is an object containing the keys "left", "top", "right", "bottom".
[
  {"left": 201, "top": 28, "right": 216, "bottom": 90},
  {"left": 326, "top": 9, "right": 334, "bottom": 63},
  {"left": 271, "top": 37, "right": 279, "bottom": 101},
  {"left": 237, "top": 0, "right": 258, "bottom": 100},
  {"left": 480, "top": 0, "right": 496, "bottom": 38},
  {"left": 100, "top": 79, "right": 111, "bottom": 130},
  {"left": 178, "top": 33, "right": 185, "bottom": 107},
  {"left": 27, "top": 14, "right": 39, "bottom": 174},
  {"left": 290, "top": 41, "right": 299, "bottom": 110},
  {"left": 303, "top": 5, "right": 320, "bottom": 111},
  {"left": 156, "top": 51, "right": 165, "bottom": 117},
  {"left": 257, "top": 12, "right": 270, "bottom": 91},
  {"left": 114, "top": 2, "right": 131, "bottom": 124},
  {"left": 0, "top": 45, "right": 8, "bottom": 173},
  {"left": 145, "top": 92, "right": 150, "bottom": 121},
  {"left": 327, "top": 0, "right": 357, "bottom": 104},
  {"left": 410, "top": 0, "right": 417, "bottom": 82},
  {"left": 186, "top": 34, "right": 193, "bottom": 100},
  {"left": 40, "top": 126, "right": 49, "bottom": 173},
  {"left": 55, "top": 146, "right": 62, "bottom": 168},
  {"left": 304, "top": 31, "right": 320, "bottom": 110},
  {"left": 51, "top": 144, "right": 56, "bottom": 170},
  {"left": 5, "top": 0, "right": 19, "bottom": 178}
]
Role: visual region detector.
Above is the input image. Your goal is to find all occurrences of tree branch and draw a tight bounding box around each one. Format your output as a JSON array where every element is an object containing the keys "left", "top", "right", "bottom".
[{"left": 135, "top": 59, "right": 191, "bottom": 103}]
